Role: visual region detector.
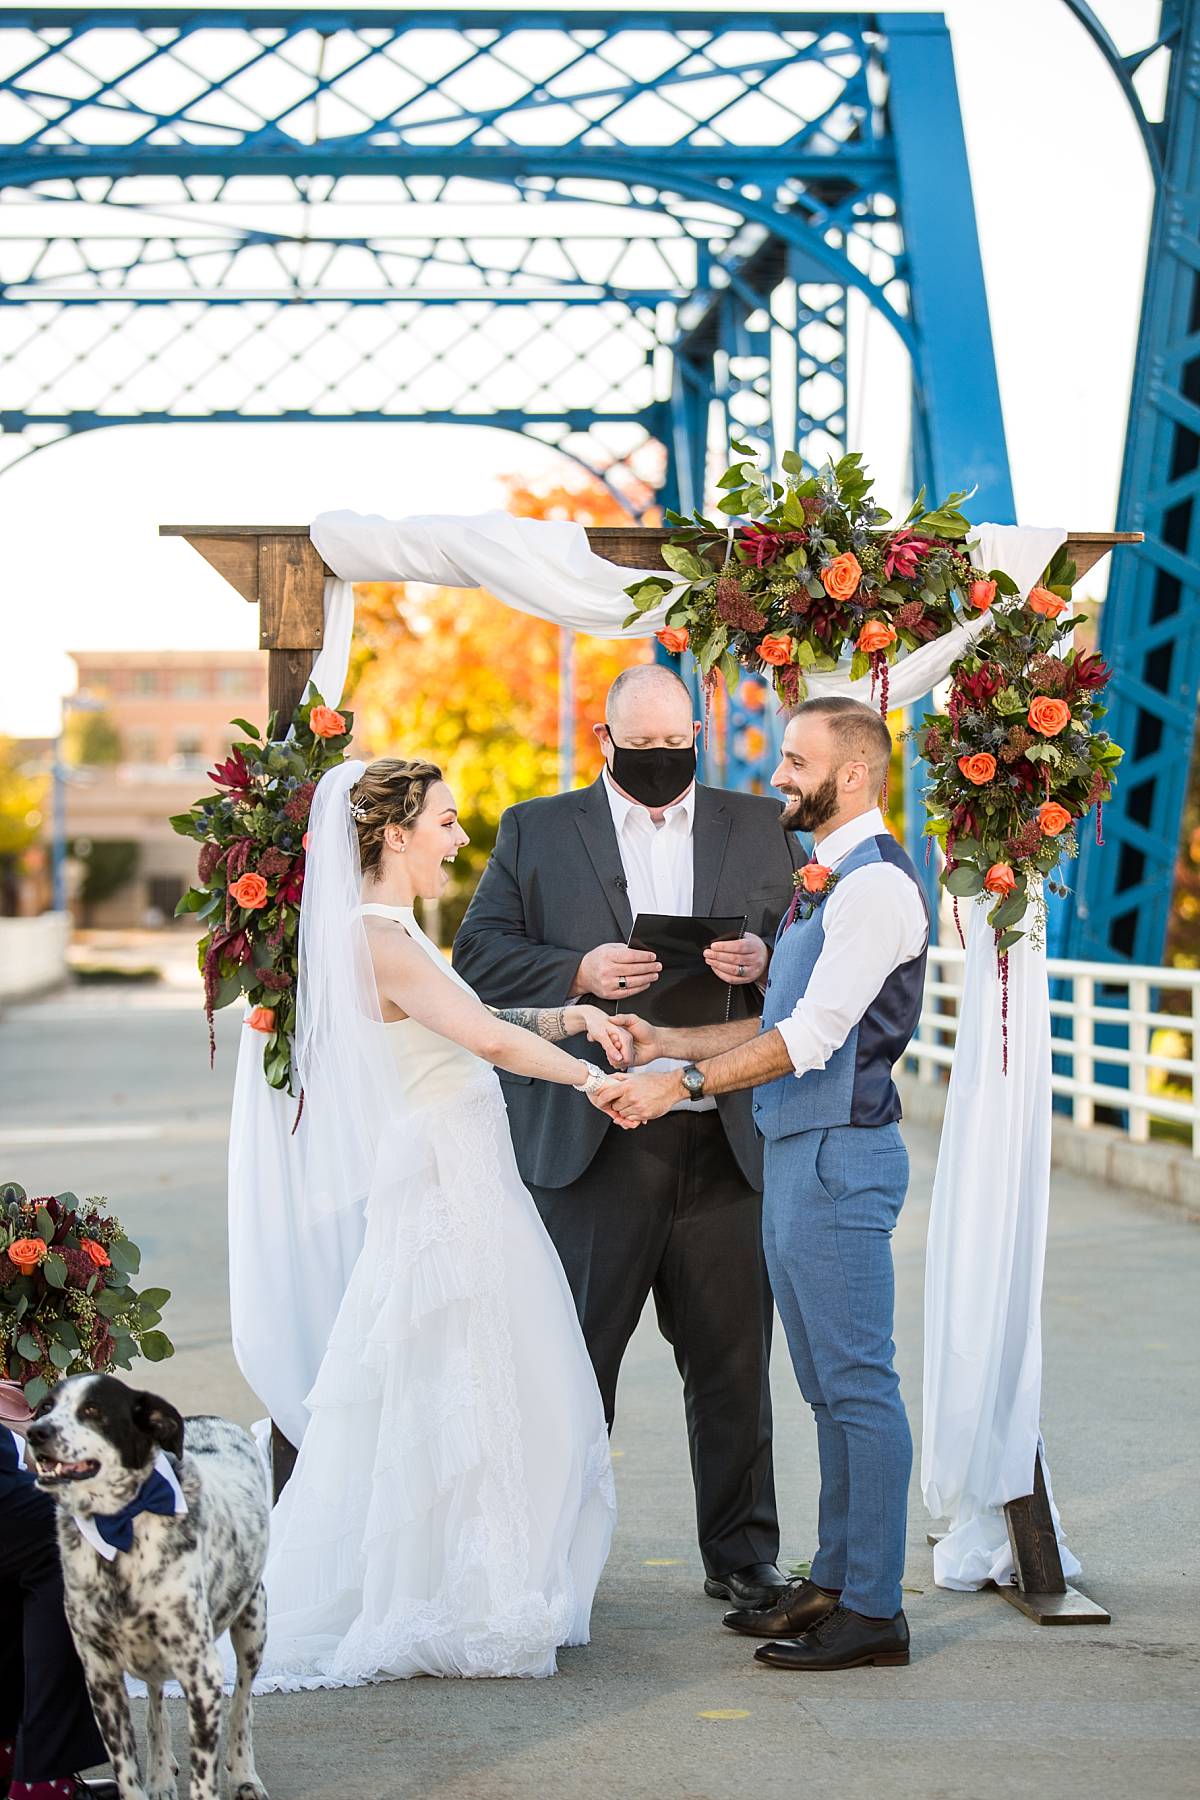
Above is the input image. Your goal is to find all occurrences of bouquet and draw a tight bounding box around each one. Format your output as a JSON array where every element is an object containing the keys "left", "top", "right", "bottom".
[
  {"left": 624, "top": 443, "right": 994, "bottom": 711},
  {"left": 170, "top": 688, "right": 354, "bottom": 1093},
  {"left": 916, "top": 555, "right": 1122, "bottom": 952},
  {"left": 1, "top": 1183, "right": 172, "bottom": 1409}
]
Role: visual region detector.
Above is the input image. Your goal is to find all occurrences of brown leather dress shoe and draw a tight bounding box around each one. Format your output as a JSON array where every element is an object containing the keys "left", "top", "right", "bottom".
[
  {"left": 723, "top": 1577, "right": 839, "bottom": 1639},
  {"left": 753, "top": 1605, "right": 910, "bottom": 1671}
]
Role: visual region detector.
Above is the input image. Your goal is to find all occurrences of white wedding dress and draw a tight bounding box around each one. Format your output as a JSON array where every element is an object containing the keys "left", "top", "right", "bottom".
[{"left": 256, "top": 904, "right": 616, "bottom": 1686}]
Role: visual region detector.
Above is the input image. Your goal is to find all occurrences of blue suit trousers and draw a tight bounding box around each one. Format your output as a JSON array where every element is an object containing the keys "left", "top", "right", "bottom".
[{"left": 762, "top": 1122, "right": 912, "bottom": 1617}]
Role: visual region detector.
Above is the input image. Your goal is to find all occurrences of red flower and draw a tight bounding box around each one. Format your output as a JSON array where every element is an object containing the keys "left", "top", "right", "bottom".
[
  {"left": 277, "top": 868, "right": 304, "bottom": 906},
  {"left": 1067, "top": 650, "right": 1111, "bottom": 693},
  {"left": 208, "top": 746, "right": 254, "bottom": 793},
  {"left": 740, "top": 525, "right": 805, "bottom": 570},
  {"left": 883, "top": 530, "right": 937, "bottom": 581},
  {"left": 954, "top": 664, "right": 1004, "bottom": 707}
]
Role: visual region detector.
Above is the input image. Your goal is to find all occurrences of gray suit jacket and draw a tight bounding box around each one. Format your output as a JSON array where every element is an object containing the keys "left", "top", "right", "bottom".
[{"left": 452, "top": 775, "right": 802, "bottom": 1191}]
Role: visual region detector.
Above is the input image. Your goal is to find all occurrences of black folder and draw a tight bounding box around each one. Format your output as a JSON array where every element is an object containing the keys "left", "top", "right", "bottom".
[{"left": 623, "top": 913, "right": 747, "bottom": 1028}]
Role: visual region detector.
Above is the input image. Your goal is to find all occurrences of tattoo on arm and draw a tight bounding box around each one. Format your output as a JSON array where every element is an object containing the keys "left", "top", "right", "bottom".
[{"left": 488, "top": 1006, "right": 569, "bottom": 1041}]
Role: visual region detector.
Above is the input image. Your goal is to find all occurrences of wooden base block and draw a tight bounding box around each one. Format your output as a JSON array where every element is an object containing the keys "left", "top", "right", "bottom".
[{"left": 997, "top": 1582, "right": 1111, "bottom": 1625}]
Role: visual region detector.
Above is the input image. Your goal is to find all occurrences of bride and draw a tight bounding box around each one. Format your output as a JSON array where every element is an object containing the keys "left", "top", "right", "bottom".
[{"left": 258, "top": 756, "right": 626, "bottom": 1686}]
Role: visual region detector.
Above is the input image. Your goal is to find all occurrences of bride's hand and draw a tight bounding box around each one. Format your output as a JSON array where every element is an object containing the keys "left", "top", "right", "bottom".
[{"left": 571, "top": 1004, "right": 635, "bottom": 1070}]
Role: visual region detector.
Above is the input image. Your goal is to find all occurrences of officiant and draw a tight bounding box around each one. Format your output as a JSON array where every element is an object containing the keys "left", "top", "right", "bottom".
[{"left": 453, "top": 664, "right": 800, "bottom": 1608}]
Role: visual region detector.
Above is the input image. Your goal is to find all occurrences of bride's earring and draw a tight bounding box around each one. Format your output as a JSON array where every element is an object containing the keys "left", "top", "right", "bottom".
[{"left": 398, "top": 838, "right": 406, "bottom": 854}]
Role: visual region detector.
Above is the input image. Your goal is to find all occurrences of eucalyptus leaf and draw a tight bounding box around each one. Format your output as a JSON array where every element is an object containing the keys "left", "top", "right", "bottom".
[
  {"left": 139, "top": 1330, "right": 175, "bottom": 1364},
  {"left": 16, "top": 1333, "right": 40, "bottom": 1362},
  {"left": 23, "top": 1376, "right": 49, "bottom": 1408},
  {"left": 42, "top": 1253, "right": 67, "bottom": 1291},
  {"left": 944, "top": 864, "right": 985, "bottom": 898},
  {"left": 35, "top": 1207, "right": 54, "bottom": 1243},
  {"left": 48, "top": 1343, "right": 73, "bottom": 1370},
  {"left": 108, "top": 1238, "right": 140, "bottom": 1275}
]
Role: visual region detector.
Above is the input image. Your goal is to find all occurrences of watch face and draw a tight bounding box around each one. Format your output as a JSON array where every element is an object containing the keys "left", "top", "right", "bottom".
[{"left": 683, "top": 1067, "right": 704, "bottom": 1098}]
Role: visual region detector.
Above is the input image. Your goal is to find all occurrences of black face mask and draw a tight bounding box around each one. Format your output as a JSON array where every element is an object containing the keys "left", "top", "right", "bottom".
[{"left": 608, "top": 738, "right": 697, "bottom": 809}]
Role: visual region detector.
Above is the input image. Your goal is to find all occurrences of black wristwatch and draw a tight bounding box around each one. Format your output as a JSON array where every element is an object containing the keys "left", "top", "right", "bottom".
[{"left": 680, "top": 1064, "right": 706, "bottom": 1102}]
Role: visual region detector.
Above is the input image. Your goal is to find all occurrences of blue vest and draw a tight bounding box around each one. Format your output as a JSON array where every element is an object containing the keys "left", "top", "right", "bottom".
[{"left": 753, "top": 833, "right": 929, "bottom": 1141}]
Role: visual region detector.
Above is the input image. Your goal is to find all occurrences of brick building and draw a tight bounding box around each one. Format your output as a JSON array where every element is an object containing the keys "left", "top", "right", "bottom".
[{"left": 65, "top": 650, "right": 267, "bottom": 925}]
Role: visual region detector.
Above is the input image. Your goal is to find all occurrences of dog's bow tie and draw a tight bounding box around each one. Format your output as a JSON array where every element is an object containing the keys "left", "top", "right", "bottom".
[{"left": 74, "top": 1451, "right": 187, "bottom": 1559}]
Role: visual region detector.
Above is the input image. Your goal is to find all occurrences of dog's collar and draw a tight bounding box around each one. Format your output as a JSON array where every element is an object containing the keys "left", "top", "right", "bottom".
[{"left": 73, "top": 1451, "right": 187, "bottom": 1560}]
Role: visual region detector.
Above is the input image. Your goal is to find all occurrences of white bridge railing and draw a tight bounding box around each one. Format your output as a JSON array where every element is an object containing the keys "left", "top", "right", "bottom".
[{"left": 908, "top": 947, "right": 1200, "bottom": 1158}]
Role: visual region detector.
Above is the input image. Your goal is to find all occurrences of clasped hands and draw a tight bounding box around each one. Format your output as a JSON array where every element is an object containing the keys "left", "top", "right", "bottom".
[{"left": 574, "top": 1010, "right": 688, "bottom": 1129}]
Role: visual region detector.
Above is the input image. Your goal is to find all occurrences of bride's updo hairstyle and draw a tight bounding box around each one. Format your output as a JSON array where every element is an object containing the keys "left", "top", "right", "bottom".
[{"left": 349, "top": 758, "right": 443, "bottom": 878}]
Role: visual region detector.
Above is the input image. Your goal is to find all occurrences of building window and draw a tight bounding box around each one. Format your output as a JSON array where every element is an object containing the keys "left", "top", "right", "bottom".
[
  {"left": 174, "top": 672, "right": 205, "bottom": 699},
  {"left": 132, "top": 670, "right": 159, "bottom": 697},
  {"left": 128, "top": 731, "right": 158, "bottom": 765},
  {"left": 217, "top": 668, "right": 252, "bottom": 696},
  {"left": 171, "top": 733, "right": 205, "bottom": 771}
]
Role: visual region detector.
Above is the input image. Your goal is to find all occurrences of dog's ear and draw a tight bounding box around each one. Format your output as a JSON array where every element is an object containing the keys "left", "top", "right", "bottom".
[{"left": 132, "top": 1392, "right": 185, "bottom": 1459}]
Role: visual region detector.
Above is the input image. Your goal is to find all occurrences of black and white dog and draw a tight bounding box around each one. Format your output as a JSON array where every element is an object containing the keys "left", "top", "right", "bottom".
[{"left": 26, "top": 1374, "right": 270, "bottom": 1800}]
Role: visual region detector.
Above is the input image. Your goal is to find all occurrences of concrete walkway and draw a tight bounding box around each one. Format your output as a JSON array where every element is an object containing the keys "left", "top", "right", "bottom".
[{"left": 1, "top": 978, "right": 1197, "bottom": 1800}]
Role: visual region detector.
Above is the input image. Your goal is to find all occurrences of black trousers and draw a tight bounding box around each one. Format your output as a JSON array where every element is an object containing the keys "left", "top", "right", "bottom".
[
  {"left": 0, "top": 1482, "right": 108, "bottom": 1784},
  {"left": 528, "top": 1110, "right": 779, "bottom": 1577}
]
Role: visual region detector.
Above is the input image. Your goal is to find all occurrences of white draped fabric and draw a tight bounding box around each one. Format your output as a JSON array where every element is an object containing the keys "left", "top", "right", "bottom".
[{"left": 224, "top": 507, "right": 1078, "bottom": 1590}]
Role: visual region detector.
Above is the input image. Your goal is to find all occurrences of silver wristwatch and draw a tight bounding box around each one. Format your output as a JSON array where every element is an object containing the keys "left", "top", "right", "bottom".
[
  {"left": 680, "top": 1064, "right": 706, "bottom": 1102},
  {"left": 575, "top": 1061, "right": 610, "bottom": 1100}
]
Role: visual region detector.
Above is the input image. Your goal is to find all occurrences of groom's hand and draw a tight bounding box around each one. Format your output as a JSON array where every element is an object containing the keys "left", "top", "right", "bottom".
[
  {"left": 607, "top": 1069, "right": 681, "bottom": 1123},
  {"left": 609, "top": 1013, "right": 661, "bottom": 1067}
]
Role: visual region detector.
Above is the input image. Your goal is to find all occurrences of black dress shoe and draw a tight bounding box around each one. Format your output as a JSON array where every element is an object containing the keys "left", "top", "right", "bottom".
[
  {"left": 703, "top": 1562, "right": 788, "bottom": 1606},
  {"left": 723, "top": 1576, "right": 839, "bottom": 1639},
  {"left": 71, "top": 1778, "right": 120, "bottom": 1799},
  {"left": 753, "top": 1605, "right": 910, "bottom": 1670}
]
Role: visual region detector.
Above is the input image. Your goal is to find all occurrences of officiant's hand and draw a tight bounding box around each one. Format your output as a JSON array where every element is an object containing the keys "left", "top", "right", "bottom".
[
  {"left": 571, "top": 1004, "right": 635, "bottom": 1069},
  {"left": 572, "top": 943, "right": 661, "bottom": 1001},
  {"left": 703, "top": 931, "right": 768, "bottom": 986},
  {"left": 609, "top": 1013, "right": 661, "bottom": 1067}
]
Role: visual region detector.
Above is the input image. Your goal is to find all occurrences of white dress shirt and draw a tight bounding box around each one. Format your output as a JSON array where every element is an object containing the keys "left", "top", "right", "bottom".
[
  {"left": 602, "top": 772, "right": 716, "bottom": 1111},
  {"left": 775, "top": 808, "right": 929, "bottom": 1078}
]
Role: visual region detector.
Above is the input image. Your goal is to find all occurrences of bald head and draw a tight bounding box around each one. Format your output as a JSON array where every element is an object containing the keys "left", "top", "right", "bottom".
[{"left": 603, "top": 664, "right": 695, "bottom": 742}]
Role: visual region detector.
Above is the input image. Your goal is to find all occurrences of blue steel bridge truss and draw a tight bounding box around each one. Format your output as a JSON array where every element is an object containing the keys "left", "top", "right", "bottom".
[{"left": 1, "top": 8, "right": 1019, "bottom": 923}]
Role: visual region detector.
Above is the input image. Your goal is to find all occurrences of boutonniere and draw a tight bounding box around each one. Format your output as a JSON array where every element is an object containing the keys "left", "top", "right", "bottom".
[{"left": 785, "top": 862, "right": 840, "bottom": 926}]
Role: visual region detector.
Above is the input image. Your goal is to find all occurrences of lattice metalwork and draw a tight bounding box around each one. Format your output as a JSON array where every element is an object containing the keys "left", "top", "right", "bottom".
[
  {"left": 0, "top": 9, "right": 1014, "bottom": 885},
  {"left": 1061, "top": 0, "right": 1200, "bottom": 965}
]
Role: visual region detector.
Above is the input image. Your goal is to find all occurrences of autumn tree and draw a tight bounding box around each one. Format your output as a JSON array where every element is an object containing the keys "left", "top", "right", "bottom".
[
  {"left": 346, "top": 472, "right": 653, "bottom": 933},
  {"left": 0, "top": 738, "right": 49, "bottom": 916}
]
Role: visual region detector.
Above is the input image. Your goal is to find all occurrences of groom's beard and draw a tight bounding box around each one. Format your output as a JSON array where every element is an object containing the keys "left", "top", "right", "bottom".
[{"left": 778, "top": 770, "right": 840, "bottom": 835}]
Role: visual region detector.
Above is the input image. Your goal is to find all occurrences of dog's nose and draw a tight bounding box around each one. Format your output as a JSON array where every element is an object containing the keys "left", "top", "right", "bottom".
[{"left": 25, "top": 1420, "right": 51, "bottom": 1448}]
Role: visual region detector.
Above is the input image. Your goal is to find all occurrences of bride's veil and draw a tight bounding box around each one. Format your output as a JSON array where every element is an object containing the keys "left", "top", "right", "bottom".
[{"left": 295, "top": 758, "right": 407, "bottom": 1221}]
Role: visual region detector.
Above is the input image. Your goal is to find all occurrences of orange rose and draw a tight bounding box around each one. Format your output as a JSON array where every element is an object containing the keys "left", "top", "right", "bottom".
[
  {"left": 80, "top": 1238, "right": 111, "bottom": 1269},
  {"left": 1028, "top": 696, "right": 1072, "bottom": 737},
  {"left": 655, "top": 627, "right": 689, "bottom": 655},
  {"left": 800, "top": 862, "right": 833, "bottom": 894},
  {"left": 229, "top": 872, "right": 269, "bottom": 910},
  {"left": 302, "top": 832, "right": 309, "bottom": 850},
  {"left": 957, "top": 753, "right": 996, "bottom": 786},
  {"left": 1028, "top": 586, "right": 1066, "bottom": 618},
  {"left": 983, "top": 862, "right": 1017, "bottom": 898},
  {"left": 246, "top": 1006, "right": 277, "bottom": 1034},
  {"left": 758, "top": 634, "right": 795, "bottom": 667},
  {"left": 7, "top": 1237, "right": 47, "bottom": 1273},
  {"left": 1037, "top": 801, "right": 1072, "bottom": 837},
  {"left": 821, "top": 551, "right": 862, "bottom": 601},
  {"left": 309, "top": 705, "right": 347, "bottom": 739},
  {"left": 857, "top": 620, "right": 897, "bottom": 655},
  {"left": 968, "top": 579, "right": 997, "bottom": 612}
]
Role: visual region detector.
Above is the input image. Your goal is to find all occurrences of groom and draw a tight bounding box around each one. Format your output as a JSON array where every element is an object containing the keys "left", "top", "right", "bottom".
[{"left": 605, "top": 696, "right": 928, "bottom": 1671}]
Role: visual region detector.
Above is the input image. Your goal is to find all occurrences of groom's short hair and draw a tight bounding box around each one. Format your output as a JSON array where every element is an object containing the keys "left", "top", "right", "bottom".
[{"left": 792, "top": 696, "right": 893, "bottom": 784}]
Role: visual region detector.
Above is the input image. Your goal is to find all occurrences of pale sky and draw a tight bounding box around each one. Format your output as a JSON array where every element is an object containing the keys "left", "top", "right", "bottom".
[{"left": 0, "top": 0, "right": 1160, "bottom": 737}]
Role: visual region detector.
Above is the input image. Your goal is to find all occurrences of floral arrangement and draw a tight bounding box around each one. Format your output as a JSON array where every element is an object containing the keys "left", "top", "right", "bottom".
[
  {"left": 631, "top": 440, "right": 1122, "bottom": 1053},
  {"left": 170, "top": 689, "right": 353, "bottom": 1093},
  {"left": 1, "top": 1183, "right": 172, "bottom": 1409},
  {"left": 915, "top": 553, "right": 1122, "bottom": 955},
  {"left": 625, "top": 443, "right": 989, "bottom": 711}
]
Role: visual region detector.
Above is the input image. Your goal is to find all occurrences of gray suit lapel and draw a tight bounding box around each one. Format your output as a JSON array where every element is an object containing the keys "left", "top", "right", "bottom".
[
  {"left": 574, "top": 778, "right": 634, "bottom": 938},
  {"left": 692, "top": 784, "right": 732, "bottom": 919}
]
